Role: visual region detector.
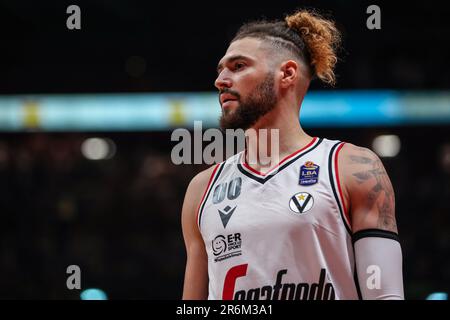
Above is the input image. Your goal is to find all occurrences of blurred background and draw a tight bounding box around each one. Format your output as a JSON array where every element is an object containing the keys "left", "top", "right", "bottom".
[{"left": 0, "top": 0, "right": 449, "bottom": 299}]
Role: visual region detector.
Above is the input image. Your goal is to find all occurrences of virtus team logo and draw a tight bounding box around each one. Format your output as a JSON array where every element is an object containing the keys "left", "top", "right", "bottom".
[
  {"left": 289, "top": 192, "right": 314, "bottom": 214},
  {"left": 212, "top": 233, "right": 242, "bottom": 262}
]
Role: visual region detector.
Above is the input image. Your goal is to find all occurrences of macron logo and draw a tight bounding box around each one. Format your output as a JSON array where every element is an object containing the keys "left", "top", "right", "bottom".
[{"left": 218, "top": 205, "right": 237, "bottom": 228}]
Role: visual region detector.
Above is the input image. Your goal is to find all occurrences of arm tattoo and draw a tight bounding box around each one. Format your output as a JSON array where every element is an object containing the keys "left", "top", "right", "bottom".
[
  {"left": 349, "top": 155, "right": 373, "bottom": 165},
  {"left": 349, "top": 150, "right": 397, "bottom": 232}
]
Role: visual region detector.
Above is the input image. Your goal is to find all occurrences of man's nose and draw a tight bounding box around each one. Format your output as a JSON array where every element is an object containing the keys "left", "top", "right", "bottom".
[{"left": 215, "top": 73, "right": 232, "bottom": 90}]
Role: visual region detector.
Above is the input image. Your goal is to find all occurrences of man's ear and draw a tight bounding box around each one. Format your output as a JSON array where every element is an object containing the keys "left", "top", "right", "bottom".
[{"left": 279, "top": 60, "right": 298, "bottom": 88}]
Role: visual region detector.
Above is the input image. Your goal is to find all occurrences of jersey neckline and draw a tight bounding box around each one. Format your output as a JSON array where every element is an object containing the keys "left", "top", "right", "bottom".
[{"left": 237, "top": 137, "right": 323, "bottom": 184}]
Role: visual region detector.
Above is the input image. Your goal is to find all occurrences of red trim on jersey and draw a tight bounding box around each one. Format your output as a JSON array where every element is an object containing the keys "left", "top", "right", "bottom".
[
  {"left": 335, "top": 142, "right": 351, "bottom": 227},
  {"left": 196, "top": 164, "right": 220, "bottom": 229},
  {"left": 222, "top": 264, "right": 248, "bottom": 300},
  {"left": 242, "top": 137, "right": 318, "bottom": 176}
]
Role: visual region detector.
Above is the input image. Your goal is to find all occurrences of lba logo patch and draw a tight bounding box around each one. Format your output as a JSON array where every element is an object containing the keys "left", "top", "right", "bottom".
[
  {"left": 299, "top": 161, "right": 320, "bottom": 186},
  {"left": 289, "top": 192, "right": 314, "bottom": 214}
]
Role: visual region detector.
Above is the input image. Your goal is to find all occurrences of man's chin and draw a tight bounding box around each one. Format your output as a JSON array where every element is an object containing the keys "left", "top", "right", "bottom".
[
  {"left": 219, "top": 118, "right": 252, "bottom": 131},
  {"left": 219, "top": 121, "right": 238, "bottom": 131},
  {"left": 219, "top": 106, "right": 258, "bottom": 130},
  {"left": 220, "top": 118, "right": 241, "bottom": 131}
]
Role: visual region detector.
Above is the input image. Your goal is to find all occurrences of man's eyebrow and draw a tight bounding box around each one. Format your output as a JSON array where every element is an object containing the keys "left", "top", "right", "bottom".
[{"left": 217, "top": 55, "right": 250, "bottom": 73}]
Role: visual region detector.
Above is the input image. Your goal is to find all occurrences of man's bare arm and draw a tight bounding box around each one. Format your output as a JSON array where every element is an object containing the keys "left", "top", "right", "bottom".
[
  {"left": 339, "top": 143, "right": 404, "bottom": 300},
  {"left": 181, "top": 166, "right": 216, "bottom": 300},
  {"left": 339, "top": 144, "right": 397, "bottom": 233}
]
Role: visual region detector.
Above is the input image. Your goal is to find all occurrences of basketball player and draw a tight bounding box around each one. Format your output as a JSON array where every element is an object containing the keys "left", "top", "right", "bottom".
[{"left": 181, "top": 9, "right": 404, "bottom": 300}]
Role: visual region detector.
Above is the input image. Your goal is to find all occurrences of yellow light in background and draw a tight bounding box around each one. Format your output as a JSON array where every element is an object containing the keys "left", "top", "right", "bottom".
[
  {"left": 169, "top": 100, "right": 186, "bottom": 126},
  {"left": 22, "top": 101, "right": 41, "bottom": 129}
]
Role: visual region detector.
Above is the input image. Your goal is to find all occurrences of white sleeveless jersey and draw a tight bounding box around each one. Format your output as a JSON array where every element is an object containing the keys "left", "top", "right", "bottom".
[{"left": 197, "top": 137, "right": 360, "bottom": 300}]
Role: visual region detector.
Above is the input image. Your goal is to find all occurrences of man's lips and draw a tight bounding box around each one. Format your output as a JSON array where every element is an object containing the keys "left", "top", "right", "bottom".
[
  {"left": 222, "top": 100, "right": 238, "bottom": 109},
  {"left": 220, "top": 93, "right": 238, "bottom": 105}
]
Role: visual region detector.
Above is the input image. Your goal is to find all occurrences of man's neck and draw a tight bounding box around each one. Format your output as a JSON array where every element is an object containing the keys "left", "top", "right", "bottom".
[{"left": 243, "top": 105, "right": 313, "bottom": 174}]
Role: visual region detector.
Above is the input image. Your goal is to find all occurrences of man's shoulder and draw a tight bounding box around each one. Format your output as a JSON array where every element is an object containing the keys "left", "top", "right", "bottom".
[
  {"left": 182, "top": 165, "right": 218, "bottom": 222},
  {"left": 185, "top": 165, "right": 221, "bottom": 208},
  {"left": 189, "top": 165, "right": 218, "bottom": 191},
  {"left": 188, "top": 152, "right": 242, "bottom": 187},
  {"left": 339, "top": 142, "right": 380, "bottom": 165},
  {"left": 340, "top": 141, "right": 370, "bottom": 153},
  {"left": 338, "top": 142, "right": 392, "bottom": 195},
  {"left": 337, "top": 144, "right": 397, "bottom": 233}
]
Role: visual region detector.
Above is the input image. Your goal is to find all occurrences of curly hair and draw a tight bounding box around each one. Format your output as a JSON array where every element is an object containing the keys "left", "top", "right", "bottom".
[{"left": 231, "top": 9, "right": 341, "bottom": 86}]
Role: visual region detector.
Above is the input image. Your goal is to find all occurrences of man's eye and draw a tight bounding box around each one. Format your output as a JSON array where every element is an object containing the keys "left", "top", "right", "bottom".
[{"left": 235, "top": 63, "right": 245, "bottom": 70}]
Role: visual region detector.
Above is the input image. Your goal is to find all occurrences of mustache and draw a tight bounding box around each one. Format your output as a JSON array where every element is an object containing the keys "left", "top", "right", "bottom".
[{"left": 219, "top": 88, "right": 241, "bottom": 101}]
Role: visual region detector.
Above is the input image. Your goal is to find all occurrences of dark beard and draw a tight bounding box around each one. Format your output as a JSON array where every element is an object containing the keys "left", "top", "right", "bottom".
[{"left": 219, "top": 72, "right": 277, "bottom": 130}]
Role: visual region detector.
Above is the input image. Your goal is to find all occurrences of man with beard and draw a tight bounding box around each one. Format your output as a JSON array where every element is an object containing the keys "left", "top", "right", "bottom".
[{"left": 181, "top": 9, "right": 404, "bottom": 300}]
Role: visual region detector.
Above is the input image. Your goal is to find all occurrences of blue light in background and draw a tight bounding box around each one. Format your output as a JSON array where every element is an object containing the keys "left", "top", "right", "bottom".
[
  {"left": 80, "top": 288, "right": 108, "bottom": 300},
  {"left": 1, "top": 91, "right": 450, "bottom": 131},
  {"left": 426, "top": 292, "right": 448, "bottom": 300}
]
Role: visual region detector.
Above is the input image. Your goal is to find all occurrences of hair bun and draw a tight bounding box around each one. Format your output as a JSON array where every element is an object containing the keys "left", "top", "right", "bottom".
[{"left": 285, "top": 10, "right": 341, "bottom": 85}]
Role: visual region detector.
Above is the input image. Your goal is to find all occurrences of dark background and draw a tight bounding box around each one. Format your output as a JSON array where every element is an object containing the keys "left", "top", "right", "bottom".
[
  {"left": 1, "top": 0, "right": 450, "bottom": 93},
  {"left": 0, "top": 0, "right": 449, "bottom": 299}
]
